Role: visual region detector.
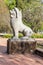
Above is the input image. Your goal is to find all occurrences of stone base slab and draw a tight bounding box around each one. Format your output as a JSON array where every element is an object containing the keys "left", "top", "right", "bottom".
[{"left": 7, "top": 38, "right": 36, "bottom": 54}]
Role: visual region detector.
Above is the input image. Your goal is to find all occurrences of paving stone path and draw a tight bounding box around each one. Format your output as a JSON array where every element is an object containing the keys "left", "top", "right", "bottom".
[{"left": 0, "top": 38, "right": 43, "bottom": 65}]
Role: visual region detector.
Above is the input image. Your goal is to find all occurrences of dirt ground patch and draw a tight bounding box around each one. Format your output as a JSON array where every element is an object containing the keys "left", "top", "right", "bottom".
[{"left": 0, "top": 37, "right": 43, "bottom": 65}]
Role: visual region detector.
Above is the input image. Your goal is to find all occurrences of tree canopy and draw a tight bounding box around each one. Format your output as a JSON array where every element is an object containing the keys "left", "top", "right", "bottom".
[{"left": 0, "top": 0, "right": 43, "bottom": 33}]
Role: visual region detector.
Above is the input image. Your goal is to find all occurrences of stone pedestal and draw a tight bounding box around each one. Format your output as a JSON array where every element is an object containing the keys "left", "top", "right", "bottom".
[{"left": 7, "top": 38, "right": 36, "bottom": 54}]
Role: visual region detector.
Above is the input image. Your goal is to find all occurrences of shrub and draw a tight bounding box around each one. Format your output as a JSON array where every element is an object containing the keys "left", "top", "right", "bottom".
[
  {"left": 1, "top": 33, "right": 43, "bottom": 38},
  {"left": 19, "top": 33, "right": 23, "bottom": 38},
  {"left": 31, "top": 33, "right": 43, "bottom": 38},
  {"left": 4, "top": 0, "right": 16, "bottom": 10},
  {"left": 1, "top": 33, "right": 23, "bottom": 38},
  {"left": 3, "top": 34, "right": 13, "bottom": 38}
]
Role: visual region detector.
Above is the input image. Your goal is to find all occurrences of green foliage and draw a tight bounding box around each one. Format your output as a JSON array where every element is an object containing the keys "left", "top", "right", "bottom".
[
  {"left": 23, "top": 1, "right": 43, "bottom": 32},
  {"left": 3, "top": 34, "right": 13, "bottom": 38},
  {"left": 0, "top": 0, "right": 43, "bottom": 33},
  {"left": 4, "top": 0, "right": 16, "bottom": 10},
  {"left": 15, "top": 0, "right": 29, "bottom": 10},
  {"left": 0, "top": 33, "right": 23, "bottom": 38},
  {"left": 0, "top": 23, "right": 11, "bottom": 33},
  {"left": 31, "top": 33, "right": 43, "bottom": 38},
  {"left": 0, "top": 0, "right": 12, "bottom": 33},
  {"left": 4, "top": 0, "right": 30, "bottom": 10},
  {"left": 1, "top": 33, "right": 43, "bottom": 38},
  {"left": 4, "top": 33, "right": 23, "bottom": 38},
  {"left": 19, "top": 33, "right": 23, "bottom": 38}
]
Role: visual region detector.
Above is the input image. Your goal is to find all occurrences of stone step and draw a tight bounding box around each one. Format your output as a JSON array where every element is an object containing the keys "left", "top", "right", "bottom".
[
  {"left": 34, "top": 48, "right": 43, "bottom": 57},
  {"left": 36, "top": 48, "right": 43, "bottom": 53}
]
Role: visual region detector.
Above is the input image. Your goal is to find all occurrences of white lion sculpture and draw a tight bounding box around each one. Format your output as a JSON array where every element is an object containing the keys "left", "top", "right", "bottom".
[{"left": 10, "top": 7, "right": 33, "bottom": 38}]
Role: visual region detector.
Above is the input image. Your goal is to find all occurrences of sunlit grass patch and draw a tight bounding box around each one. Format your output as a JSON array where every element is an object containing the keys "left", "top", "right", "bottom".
[{"left": 31, "top": 33, "right": 43, "bottom": 38}]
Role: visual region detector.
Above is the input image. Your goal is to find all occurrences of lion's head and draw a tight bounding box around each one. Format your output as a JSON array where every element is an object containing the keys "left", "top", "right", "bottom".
[{"left": 10, "top": 7, "right": 22, "bottom": 19}]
